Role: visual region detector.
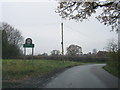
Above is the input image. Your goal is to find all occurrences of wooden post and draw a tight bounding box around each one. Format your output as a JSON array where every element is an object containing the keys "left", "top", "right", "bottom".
[
  {"left": 61, "top": 22, "right": 64, "bottom": 55},
  {"left": 24, "top": 47, "right": 26, "bottom": 59},
  {"left": 31, "top": 47, "right": 34, "bottom": 68},
  {"left": 61, "top": 22, "right": 65, "bottom": 62},
  {"left": 0, "top": 30, "right": 2, "bottom": 59},
  {"left": 118, "top": 18, "right": 120, "bottom": 51},
  {"left": 32, "top": 47, "right": 34, "bottom": 60}
]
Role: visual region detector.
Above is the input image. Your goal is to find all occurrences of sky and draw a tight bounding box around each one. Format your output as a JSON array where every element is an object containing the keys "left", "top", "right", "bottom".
[{"left": 0, "top": 1, "right": 117, "bottom": 55}]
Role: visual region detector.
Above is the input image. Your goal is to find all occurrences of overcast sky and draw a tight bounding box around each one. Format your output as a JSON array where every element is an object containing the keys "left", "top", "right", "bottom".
[{"left": 1, "top": 1, "right": 117, "bottom": 55}]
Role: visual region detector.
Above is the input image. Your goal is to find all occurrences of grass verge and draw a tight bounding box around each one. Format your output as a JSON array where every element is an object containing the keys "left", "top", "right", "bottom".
[
  {"left": 2, "top": 59, "right": 83, "bottom": 88},
  {"left": 103, "top": 65, "right": 119, "bottom": 78}
]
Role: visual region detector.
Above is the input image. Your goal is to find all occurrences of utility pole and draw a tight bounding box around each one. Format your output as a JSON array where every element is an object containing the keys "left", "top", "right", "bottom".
[
  {"left": 24, "top": 47, "right": 26, "bottom": 59},
  {"left": 61, "top": 22, "right": 64, "bottom": 55},
  {"left": 118, "top": 18, "right": 120, "bottom": 51}
]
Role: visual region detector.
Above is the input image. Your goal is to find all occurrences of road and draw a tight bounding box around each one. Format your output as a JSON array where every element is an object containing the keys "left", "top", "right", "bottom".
[{"left": 44, "top": 64, "right": 119, "bottom": 88}]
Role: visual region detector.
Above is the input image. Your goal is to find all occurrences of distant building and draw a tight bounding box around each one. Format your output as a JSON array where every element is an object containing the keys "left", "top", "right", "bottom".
[{"left": 96, "top": 51, "right": 108, "bottom": 58}]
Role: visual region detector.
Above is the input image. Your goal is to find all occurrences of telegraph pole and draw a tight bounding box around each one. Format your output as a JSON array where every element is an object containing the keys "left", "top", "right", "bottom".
[
  {"left": 61, "top": 22, "right": 64, "bottom": 55},
  {"left": 118, "top": 18, "right": 120, "bottom": 51}
]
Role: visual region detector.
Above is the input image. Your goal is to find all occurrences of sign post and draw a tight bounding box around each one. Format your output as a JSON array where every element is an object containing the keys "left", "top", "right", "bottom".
[
  {"left": 23, "top": 38, "right": 35, "bottom": 59},
  {"left": 24, "top": 47, "right": 26, "bottom": 59}
]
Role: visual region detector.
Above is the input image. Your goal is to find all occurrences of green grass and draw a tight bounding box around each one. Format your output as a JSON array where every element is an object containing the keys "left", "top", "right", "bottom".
[
  {"left": 2, "top": 82, "right": 20, "bottom": 88},
  {"left": 103, "top": 65, "right": 119, "bottom": 78},
  {"left": 103, "top": 52, "right": 119, "bottom": 79},
  {"left": 2, "top": 59, "right": 82, "bottom": 80}
]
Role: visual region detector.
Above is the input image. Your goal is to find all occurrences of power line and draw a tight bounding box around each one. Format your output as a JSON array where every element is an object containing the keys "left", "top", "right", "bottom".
[{"left": 64, "top": 24, "right": 102, "bottom": 42}]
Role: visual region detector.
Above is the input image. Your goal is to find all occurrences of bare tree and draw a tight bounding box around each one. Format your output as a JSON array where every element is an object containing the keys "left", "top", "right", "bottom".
[
  {"left": 1, "top": 22, "right": 23, "bottom": 47},
  {"left": 56, "top": 0, "right": 120, "bottom": 31},
  {"left": 51, "top": 50, "right": 60, "bottom": 56},
  {"left": 0, "top": 22, "right": 24, "bottom": 59},
  {"left": 106, "top": 38, "right": 118, "bottom": 52},
  {"left": 66, "top": 44, "right": 82, "bottom": 56}
]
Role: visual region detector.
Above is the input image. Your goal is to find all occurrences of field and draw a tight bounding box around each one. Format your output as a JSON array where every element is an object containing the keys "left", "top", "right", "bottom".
[{"left": 2, "top": 59, "right": 82, "bottom": 81}]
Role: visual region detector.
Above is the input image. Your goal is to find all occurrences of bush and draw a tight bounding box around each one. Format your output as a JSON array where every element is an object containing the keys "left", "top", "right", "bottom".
[{"left": 105, "top": 51, "right": 119, "bottom": 78}]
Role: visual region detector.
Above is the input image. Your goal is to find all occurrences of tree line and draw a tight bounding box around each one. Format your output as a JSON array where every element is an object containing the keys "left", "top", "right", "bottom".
[
  {"left": 50, "top": 44, "right": 82, "bottom": 56},
  {"left": 0, "top": 22, "right": 23, "bottom": 59}
]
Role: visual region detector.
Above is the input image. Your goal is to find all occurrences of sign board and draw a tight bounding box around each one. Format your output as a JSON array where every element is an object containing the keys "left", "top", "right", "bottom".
[
  {"left": 23, "top": 38, "right": 35, "bottom": 60},
  {"left": 23, "top": 38, "right": 34, "bottom": 48},
  {"left": 26, "top": 38, "right": 32, "bottom": 45},
  {"left": 23, "top": 44, "right": 34, "bottom": 48}
]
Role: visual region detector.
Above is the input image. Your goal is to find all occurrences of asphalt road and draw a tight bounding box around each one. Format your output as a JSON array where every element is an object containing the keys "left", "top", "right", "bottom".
[{"left": 44, "top": 64, "right": 119, "bottom": 88}]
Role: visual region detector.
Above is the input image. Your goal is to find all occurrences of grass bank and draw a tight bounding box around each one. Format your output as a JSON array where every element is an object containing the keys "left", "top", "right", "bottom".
[
  {"left": 3, "top": 59, "right": 83, "bottom": 80},
  {"left": 103, "top": 52, "right": 119, "bottom": 79},
  {"left": 103, "top": 65, "right": 119, "bottom": 78},
  {"left": 2, "top": 59, "right": 83, "bottom": 88}
]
